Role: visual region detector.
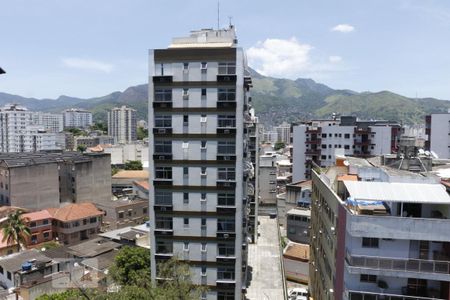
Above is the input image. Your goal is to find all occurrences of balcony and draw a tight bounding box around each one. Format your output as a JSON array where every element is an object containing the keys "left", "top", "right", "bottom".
[
  {"left": 346, "top": 250, "right": 450, "bottom": 280},
  {"left": 305, "top": 149, "right": 321, "bottom": 155},
  {"left": 217, "top": 206, "right": 236, "bottom": 215},
  {"left": 152, "top": 75, "right": 173, "bottom": 83},
  {"left": 216, "top": 154, "right": 236, "bottom": 161},
  {"left": 217, "top": 75, "right": 237, "bottom": 82},
  {"left": 216, "top": 181, "right": 236, "bottom": 189},
  {"left": 153, "top": 102, "right": 173, "bottom": 108},
  {"left": 217, "top": 128, "right": 236, "bottom": 135},
  {"left": 155, "top": 246, "right": 173, "bottom": 257},
  {"left": 153, "top": 179, "right": 173, "bottom": 187},
  {"left": 305, "top": 138, "right": 321, "bottom": 145},
  {"left": 153, "top": 154, "right": 173, "bottom": 161},
  {"left": 153, "top": 128, "right": 172, "bottom": 135},
  {"left": 347, "top": 290, "right": 444, "bottom": 300},
  {"left": 354, "top": 139, "right": 373, "bottom": 146},
  {"left": 217, "top": 101, "right": 237, "bottom": 109},
  {"left": 355, "top": 127, "right": 372, "bottom": 134},
  {"left": 306, "top": 127, "right": 321, "bottom": 134}
]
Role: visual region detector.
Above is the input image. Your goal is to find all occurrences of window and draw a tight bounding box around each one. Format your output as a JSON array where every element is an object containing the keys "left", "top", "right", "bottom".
[
  {"left": 217, "top": 88, "right": 236, "bottom": 101},
  {"left": 201, "top": 62, "right": 207, "bottom": 69},
  {"left": 201, "top": 218, "right": 207, "bottom": 228},
  {"left": 217, "top": 267, "right": 235, "bottom": 280},
  {"left": 328, "top": 134, "right": 332, "bottom": 137},
  {"left": 183, "top": 193, "right": 189, "bottom": 204},
  {"left": 73, "top": 221, "right": 80, "bottom": 227},
  {"left": 218, "top": 115, "right": 236, "bottom": 128},
  {"left": 0, "top": 266, "right": 3, "bottom": 274},
  {"left": 218, "top": 168, "right": 235, "bottom": 180},
  {"left": 31, "top": 235, "right": 37, "bottom": 244},
  {"left": 182, "top": 141, "right": 189, "bottom": 149},
  {"left": 183, "top": 62, "right": 189, "bottom": 70},
  {"left": 30, "top": 222, "right": 36, "bottom": 228},
  {"left": 201, "top": 167, "right": 207, "bottom": 176},
  {"left": 218, "top": 62, "right": 236, "bottom": 75},
  {"left": 155, "top": 191, "right": 173, "bottom": 205},
  {"left": 201, "top": 266, "right": 207, "bottom": 276},
  {"left": 362, "top": 237, "right": 379, "bottom": 248},
  {"left": 321, "top": 155, "right": 326, "bottom": 160},
  {"left": 183, "top": 167, "right": 189, "bottom": 176},
  {"left": 155, "top": 167, "right": 172, "bottom": 179},
  {"left": 183, "top": 218, "right": 189, "bottom": 228},
  {"left": 155, "top": 217, "right": 172, "bottom": 229},
  {"left": 7, "top": 271, "right": 11, "bottom": 280},
  {"left": 183, "top": 115, "right": 189, "bottom": 125},
  {"left": 334, "top": 133, "right": 338, "bottom": 137},
  {"left": 217, "top": 219, "right": 235, "bottom": 232},
  {"left": 218, "top": 291, "right": 234, "bottom": 300},
  {"left": 182, "top": 88, "right": 189, "bottom": 100},
  {"left": 119, "top": 212, "right": 124, "bottom": 218},
  {"left": 218, "top": 193, "right": 235, "bottom": 206},
  {"left": 143, "top": 207, "right": 148, "bottom": 214},
  {"left": 201, "top": 141, "right": 207, "bottom": 149},
  {"left": 155, "top": 115, "right": 171, "bottom": 128},
  {"left": 83, "top": 219, "right": 87, "bottom": 225},
  {"left": 321, "top": 144, "right": 327, "bottom": 149},
  {"left": 217, "top": 141, "right": 235, "bottom": 154},
  {"left": 201, "top": 88, "right": 207, "bottom": 96},
  {"left": 155, "top": 141, "right": 172, "bottom": 154},
  {"left": 344, "top": 133, "right": 350, "bottom": 139},
  {"left": 154, "top": 89, "right": 172, "bottom": 102},
  {"left": 360, "top": 274, "right": 377, "bottom": 283},
  {"left": 43, "top": 232, "right": 50, "bottom": 239},
  {"left": 201, "top": 193, "right": 207, "bottom": 201},
  {"left": 344, "top": 145, "right": 350, "bottom": 150},
  {"left": 90, "top": 217, "right": 97, "bottom": 223},
  {"left": 339, "top": 133, "right": 342, "bottom": 137},
  {"left": 183, "top": 242, "right": 189, "bottom": 251},
  {"left": 201, "top": 243, "right": 207, "bottom": 252}
]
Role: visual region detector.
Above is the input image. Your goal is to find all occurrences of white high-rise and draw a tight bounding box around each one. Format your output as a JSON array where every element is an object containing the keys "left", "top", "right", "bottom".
[
  {"left": 107, "top": 105, "right": 137, "bottom": 144},
  {"left": 63, "top": 108, "right": 93, "bottom": 129},
  {"left": 149, "top": 26, "right": 256, "bottom": 299}
]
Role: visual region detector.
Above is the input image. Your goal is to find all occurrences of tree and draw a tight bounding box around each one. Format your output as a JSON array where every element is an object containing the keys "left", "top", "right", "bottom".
[
  {"left": 1, "top": 210, "right": 31, "bottom": 251},
  {"left": 274, "top": 141, "right": 285, "bottom": 151},
  {"left": 76, "top": 144, "right": 87, "bottom": 153},
  {"left": 90, "top": 122, "right": 108, "bottom": 133},
  {"left": 137, "top": 127, "right": 148, "bottom": 140},
  {"left": 108, "top": 246, "right": 151, "bottom": 287},
  {"left": 124, "top": 160, "right": 143, "bottom": 170}
]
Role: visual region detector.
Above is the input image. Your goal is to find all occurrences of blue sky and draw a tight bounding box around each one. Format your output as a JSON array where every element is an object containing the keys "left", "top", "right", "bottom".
[{"left": 1, "top": 0, "right": 450, "bottom": 99}]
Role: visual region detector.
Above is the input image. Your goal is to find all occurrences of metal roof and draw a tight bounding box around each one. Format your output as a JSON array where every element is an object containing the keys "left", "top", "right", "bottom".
[{"left": 343, "top": 181, "right": 450, "bottom": 204}]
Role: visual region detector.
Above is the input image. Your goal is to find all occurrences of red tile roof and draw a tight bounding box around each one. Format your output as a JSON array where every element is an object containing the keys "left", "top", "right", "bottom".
[
  {"left": 134, "top": 180, "right": 149, "bottom": 191},
  {"left": 22, "top": 210, "right": 52, "bottom": 222},
  {"left": 46, "top": 203, "right": 103, "bottom": 222},
  {"left": 0, "top": 231, "right": 17, "bottom": 249}
]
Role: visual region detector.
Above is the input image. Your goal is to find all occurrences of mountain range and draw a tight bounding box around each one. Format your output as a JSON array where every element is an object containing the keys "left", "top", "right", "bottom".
[{"left": 1, "top": 69, "right": 449, "bottom": 126}]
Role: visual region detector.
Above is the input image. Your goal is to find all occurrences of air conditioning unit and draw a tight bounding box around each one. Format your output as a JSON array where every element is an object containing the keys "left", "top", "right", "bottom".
[
  {"left": 224, "top": 129, "right": 230, "bottom": 134},
  {"left": 158, "top": 156, "right": 165, "bottom": 160},
  {"left": 223, "top": 233, "right": 229, "bottom": 238},
  {"left": 158, "top": 128, "right": 166, "bottom": 134}
]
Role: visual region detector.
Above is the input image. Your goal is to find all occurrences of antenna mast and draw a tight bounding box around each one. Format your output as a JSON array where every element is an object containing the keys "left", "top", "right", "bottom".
[{"left": 217, "top": 1, "right": 220, "bottom": 30}]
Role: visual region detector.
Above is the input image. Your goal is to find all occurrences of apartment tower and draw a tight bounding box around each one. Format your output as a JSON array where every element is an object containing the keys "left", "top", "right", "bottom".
[
  {"left": 108, "top": 105, "right": 137, "bottom": 144},
  {"left": 149, "top": 26, "right": 254, "bottom": 299}
]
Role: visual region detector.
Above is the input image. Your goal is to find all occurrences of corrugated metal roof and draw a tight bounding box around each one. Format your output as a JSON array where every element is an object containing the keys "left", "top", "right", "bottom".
[{"left": 344, "top": 181, "right": 450, "bottom": 204}]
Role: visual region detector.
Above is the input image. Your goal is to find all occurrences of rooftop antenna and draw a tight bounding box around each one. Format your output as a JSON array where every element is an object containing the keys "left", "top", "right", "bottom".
[
  {"left": 228, "top": 16, "right": 233, "bottom": 27},
  {"left": 217, "top": 1, "right": 220, "bottom": 30}
]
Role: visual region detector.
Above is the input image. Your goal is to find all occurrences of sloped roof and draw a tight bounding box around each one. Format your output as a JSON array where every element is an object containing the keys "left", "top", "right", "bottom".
[
  {"left": 46, "top": 203, "right": 103, "bottom": 222},
  {"left": 284, "top": 242, "right": 309, "bottom": 262},
  {"left": 23, "top": 210, "right": 52, "bottom": 221},
  {"left": 112, "top": 170, "right": 149, "bottom": 179}
]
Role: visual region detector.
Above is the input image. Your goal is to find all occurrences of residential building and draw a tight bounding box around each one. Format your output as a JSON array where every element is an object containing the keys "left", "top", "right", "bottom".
[
  {"left": 31, "top": 112, "right": 64, "bottom": 133},
  {"left": 0, "top": 231, "right": 18, "bottom": 256},
  {"left": 93, "top": 142, "right": 149, "bottom": 167},
  {"left": 277, "top": 180, "right": 311, "bottom": 228},
  {"left": 286, "top": 208, "right": 310, "bottom": 244},
  {"left": 309, "top": 155, "right": 450, "bottom": 300},
  {"left": 74, "top": 135, "right": 114, "bottom": 150},
  {"left": 47, "top": 203, "right": 103, "bottom": 245},
  {"left": 97, "top": 196, "right": 149, "bottom": 230},
  {"left": 283, "top": 242, "right": 309, "bottom": 284},
  {"left": 259, "top": 154, "right": 277, "bottom": 205},
  {"left": 99, "top": 223, "right": 150, "bottom": 248},
  {"left": 262, "top": 130, "right": 278, "bottom": 144},
  {"left": 0, "top": 152, "right": 111, "bottom": 210},
  {"left": 425, "top": 112, "right": 450, "bottom": 158},
  {"left": 275, "top": 121, "right": 291, "bottom": 144},
  {"left": 133, "top": 180, "right": 149, "bottom": 199},
  {"left": 247, "top": 115, "right": 260, "bottom": 243},
  {"left": 112, "top": 170, "right": 149, "bottom": 194},
  {"left": 292, "top": 116, "right": 402, "bottom": 181},
  {"left": 63, "top": 108, "right": 92, "bottom": 129},
  {"left": 23, "top": 210, "right": 53, "bottom": 246},
  {"left": 108, "top": 105, "right": 137, "bottom": 144},
  {"left": 0, "top": 104, "right": 63, "bottom": 152},
  {"left": 149, "top": 26, "right": 254, "bottom": 299}
]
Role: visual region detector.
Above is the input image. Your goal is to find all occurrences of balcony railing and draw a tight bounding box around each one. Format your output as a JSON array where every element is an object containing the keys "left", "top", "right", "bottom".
[
  {"left": 347, "top": 290, "right": 444, "bottom": 300},
  {"left": 305, "top": 149, "right": 321, "bottom": 155},
  {"left": 306, "top": 127, "right": 321, "bottom": 134},
  {"left": 346, "top": 250, "right": 450, "bottom": 275},
  {"left": 354, "top": 139, "right": 372, "bottom": 146}
]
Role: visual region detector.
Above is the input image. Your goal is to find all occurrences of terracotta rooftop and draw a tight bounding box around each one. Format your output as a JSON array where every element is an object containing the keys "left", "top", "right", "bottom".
[
  {"left": 337, "top": 174, "right": 358, "bottom": 181},
  {"left": 22, "top": 210, "right": 53, "bottom": 222},
  {"left": 133, "top": 180, "right": 149, "bottom": 191},
  {"left": 289, "top": 180, "right": 312, "bottom": 188},
  {"left": 283, "top": 242, "right": 310, "bottom": 262},
  {"left": 112, "top": 170, "right": 149, "bottom": 179},
  {"left": 46, "top": 203, "right": 103, "bottom": 222},
  {"left": 0, "top": 231, "right": 17, "bottom": 249}
]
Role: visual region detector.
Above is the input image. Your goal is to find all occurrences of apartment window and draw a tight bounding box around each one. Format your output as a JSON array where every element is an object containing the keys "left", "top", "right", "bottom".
[
  {"left": 183, "top": 167, "right": 189, "bottom": 176},
  {"left": 30, "top": 222, "right": 36, "bottom": 228},
  {"left": 201, "top": 193, "right": 207, "bottom": 201},
  {"left": 218, "top": 243, "right": 235, "bottom": 257},
  {"left": 155, "top": 115, "right": 171, "bottom": 128},
  {"left": 155, "top": 217, "right": 172, "bottom": 230},
  {"left": 154, "top": 89, "right": 172, "bottom": 102},
  {"left": 73, "top": 221, "right": 80, "bottom": 227},
  {"left": 218, "top": 167, "right": 235, "bottom": 180},
  {"left": 218, "top": 115, "right": 236, "bottom": 128},
  {"left": 218, "top": 193, "right": 235, "bottom": 206},
  {"left": 31, "top": 235, "right": 37, "bottom": 244},
  {"left": 182, "top": 88, "right": 189, "bottom": 100},
  {"left": 339, "top": 133, "right": 342, "bottom": 137},
  {"left": 344, "top": 145, "right": 350, "bottom": 150},
  {"left": 201, "top": 141, "right": 207, "bottom": 149},
  {"left": 321, "top": 133, "right": 327, "bottom": 138},
  {"left": 321, "top": 144, "right": 326, "bottom": 149},
  {"left": 182, "top": 141, "right": 189, "bottom": 149},
  {"left": 218, "top": 141, "right": 235, "bottom": 154},
  {"left": 201, "top": 167, "right": 207, "bottom": 176},
  {"left": 183, "top": 115, "right": 189, "bottom": 125},
  {"left": 83, "top": 219, "right": 87, "bottom": 225},
  {"left": 344, "top": 133, "right": 350, "bottom": 139},
  {"left": 362, "top": 237, "right": 379, "bottom": 248},
  {"left": 201, "top": 243, "right": 207, "bottom": 252},
  {"left": 118, "top": 212, "right": 124, "bottom": 219},
  {"left": 183, "top": 193, "right": 189, "bottom": 204},
  {"left": 0, "top": 266, "right": 3, "bottom": 274},
  {"left": 201, "top": 218, "right": 207, "bottom": 228},
  {"left": 156, "top": 240, "right": 173, "bottom": 254},
  {"left": 183, "top": 242, "right": 189, "bottom": 251},
  {"left": 43, "top": 232, "right": 50, "bottom": 239},
  {"left": 155, "top": 167, "right": 172, "bottom": 179},
  {"left": 90, "top": 217, "right": 97, "bottom": 224},
  {"left": 217, "top": 218, "right": 235, "bottom": 232},
  {"left": 218, "top": 62, "right": 236, "bottom": 75},
  {"left": 43, "top": 219, "right": 49, "bottom": 225},
  {"left": 218, "top": 292, "right": 234, "bottom": 300},
  {"left": 217, "top": 267, "right": 235, "bottom": 280},
  {"left": 321, "top": 155, "right": 326, "bottom": 160},
  {"left": 201, "top": 88, "right": 207, "bottom": 97},
  {"left": 334, "top": 134, "right": 338, "bottom": 137},
  {"left": 201, "top": 62, "right": 207, "bottom": 70},
  {"left": 155, "top": 191, "right": 173, "bottom": 205},
  {"left": 360, "top": 274, "right": 377, "bottom": 283},
  {"left": 183, "top": 218, "right": 189, "bottom": 228},
  {"left": 328, "top": 155, "right": 332, "bottom": 159},
  {"left": 328, "top": 134, "right": 332, "bottom": 137},
  {"left": 217, "top": 88, "right": 236, "bottom": 101},
  {"left": 155, "top": 141, "right": 172, "bottom": 154},
  {"left": 201, "top": 266, "right": 207, "bottom": 276},
  {"left": 328, "top": 144, "right": 332, "bottom": 148},
  {"left": 183, "top": 62, "right": 189, "bottom": 70}
]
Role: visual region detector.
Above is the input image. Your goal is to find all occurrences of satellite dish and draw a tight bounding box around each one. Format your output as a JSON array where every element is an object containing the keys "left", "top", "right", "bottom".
[{"left": 343, "top": 160, "right": 350, "bottom": 166}]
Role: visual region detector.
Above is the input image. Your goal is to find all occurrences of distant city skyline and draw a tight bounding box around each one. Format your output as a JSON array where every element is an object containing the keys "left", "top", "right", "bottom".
[{"left": 1, "top": 0, "right": 450, "bottom": 99}]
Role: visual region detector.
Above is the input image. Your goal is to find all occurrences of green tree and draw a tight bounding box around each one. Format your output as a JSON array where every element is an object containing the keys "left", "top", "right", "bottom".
[
  {"left": 108, "top": 246, "right": 151, "bottom": 287},
  {"left": 90, "top": 121, "right": 108, "bottom": 133},
  {"left": 274, "top": 141, "right": 285, "bottom": 151},
  {"left": 111, "top": 166, "right": 120, "bottom": 176},
  {"left": 124, "top": 160, "right": 143, "bottom": 170},
  {"left": 1, "top": 210, "right": 31, "bottom": 251},
  {"left": 76, "top": 144, "right": 87, "bottom": 153},
  {"left": 65, "top": 128, "right": 86, "bottom": 137},
  {"left": 137, "top": 127, "right": 148, "bottom": 140}
]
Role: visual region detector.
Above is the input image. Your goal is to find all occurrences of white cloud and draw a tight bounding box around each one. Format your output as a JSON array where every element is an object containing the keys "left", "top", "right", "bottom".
[
  {"left": 331, "top": 24, "right": 355, "bottom": 33},
  {"left": 329, "top": 56, "right": 343, "bottom": 63},
  {"left": 246, "top": 37, "right": 313, "bottom": 78},
  {"left": 62, "top": 58, "right": 114, "bottom": 73}
]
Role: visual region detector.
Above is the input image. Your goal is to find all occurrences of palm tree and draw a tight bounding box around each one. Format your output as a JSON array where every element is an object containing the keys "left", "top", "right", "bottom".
[{"left": 1, "top": 210, "right": 31, "bottom": 252}]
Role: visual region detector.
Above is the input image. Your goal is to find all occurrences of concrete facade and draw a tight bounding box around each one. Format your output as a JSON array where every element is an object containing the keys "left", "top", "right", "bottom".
[
  {"left": 425, "top": 113, "right": 450, "bottom": 159},
  {"left": 108, "top": 105, "right": 137, "bottom": 144}
]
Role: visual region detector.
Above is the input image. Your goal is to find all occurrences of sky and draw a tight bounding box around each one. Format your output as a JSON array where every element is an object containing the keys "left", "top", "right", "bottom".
[{"left": 1, "top": 0, "right": 450, "bottom": 100}]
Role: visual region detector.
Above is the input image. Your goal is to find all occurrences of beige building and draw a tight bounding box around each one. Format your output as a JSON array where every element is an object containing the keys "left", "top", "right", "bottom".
[
  {"left": 97, "top": 196, "right": 149, "bottom": 230},
  {"left": 112, "top": 170, "right": 149, "bottom": 194}
]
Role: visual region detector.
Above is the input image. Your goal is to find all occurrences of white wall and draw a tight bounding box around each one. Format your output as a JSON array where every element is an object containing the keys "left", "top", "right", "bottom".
[
  {"left": 430, "top": 114, "right": 450, "bottom": 159},
  {"left": 292, "top": 125, "right": 307, "bottom": 182}
]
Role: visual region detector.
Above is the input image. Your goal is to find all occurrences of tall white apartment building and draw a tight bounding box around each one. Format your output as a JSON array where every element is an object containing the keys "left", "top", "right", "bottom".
[
  {"left": 0, "top": 105, "right": 62, "bottom": 152},
  {"left": 275, "top": 121, "right": 291, "bottom": 144},
  {"left": 149, "top": 26, "right": 255, "bottom": 299},
  {"left": 108, "top": 105, "right": 137, "bottom": 144},
  {"left": 63, "top": 108, "right": 93, "bottom": 129},
  {"left": 292, "top": 116, "right": 402, "bottom": 181},
  {"left": 32, "top": 112, "right": 64, "bottom": 133},
  {"left": 425, "top": 113, "right": 450, "bottom": 158},
  {"left": 310, "top": 156, "right": 450, "bottom": 300}
]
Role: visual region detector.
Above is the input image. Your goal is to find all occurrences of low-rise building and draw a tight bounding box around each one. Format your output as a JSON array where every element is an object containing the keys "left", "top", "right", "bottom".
[
  {"left": 277, "top": 180, "right": 311, "bottom": 228},
  {"left": 286, "top": 208, "right": 310, "bottom": 244},
  {"left": 283, "top": 242, "right": 309, "bottom": 284},
  {"left": 47, "top": 203, "right": 103, "bottom": 245},
  {"left": 97, "top": 196, "right": 148, "bottom": 230},
  {"left": 133, "top": 180, "right": 149, "bottom": 199},
  {"left": 22, "top": 210, "right": 53, "bottom": 246},
  {"left": 112, "top": 170, "right": 149, "bottom": 194}
]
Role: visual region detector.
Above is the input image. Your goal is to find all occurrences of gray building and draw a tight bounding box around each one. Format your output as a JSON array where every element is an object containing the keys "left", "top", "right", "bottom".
[
  {"left": 286, "top": 208, "right": 310, "bottom": 244},
  {"left": 97, "top": 196, "right": 149, "bottom": 230},
  {"left": 0, "top": 152, "right": 111, "bottom": 210},
  {"left": 149, "top": 26, "right": 254, "bottom": 299},
  {"left": 259, "top": 154, "right": 277, "bottom": 205}
]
